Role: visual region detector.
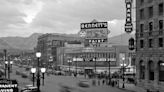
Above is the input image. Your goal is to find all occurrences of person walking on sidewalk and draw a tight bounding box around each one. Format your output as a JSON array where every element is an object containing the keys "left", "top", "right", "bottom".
[{"left": 102, "top": 79, "right": 105, "bottom": 85}]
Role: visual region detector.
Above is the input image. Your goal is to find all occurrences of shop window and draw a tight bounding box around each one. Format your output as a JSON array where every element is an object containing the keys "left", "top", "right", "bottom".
[
  {"left": 159, "top": 3, "right": 163, "bottom": 15},
  {"left": 159, "top": 61, "right": 164, "bottom": 81},
  {"left": 149, "top": 61, "right": 154, "bottom": 80},
  {"left": 140, "top": 60, "right": 145, "bottom": 79}
]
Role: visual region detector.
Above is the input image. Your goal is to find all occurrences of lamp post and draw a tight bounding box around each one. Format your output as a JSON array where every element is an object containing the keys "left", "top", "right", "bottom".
[
  {"left": 5, "top": 59, "right": 12, "bottom": 80},
  {"left": 10, "top": 61, "right": 13, "bottom": 72},
  {"left": 93, "top": 57, "right": 97, "bottom": 78},
  {"left": 5, "top": 61, "right": 8, "bottom": 79},
  {"left": 122, "top": 57, "right": 125, "bottom": 88},
  {"left": 4, "top": 49, "right": 7, "bottom": 79},
  {"left": 67, "top": 59, "right": 72, "bottom": 76},
  {"left": 41, "top": 68, "right": 46, "bottom": 86},
  {"left": 36, "top": 52, "right": 41, "bottom": 92},
  {"left": 31, "top": 68, "right": 36, "bottom": 86},
  {"left": 83, "top": 57, "right": 86, "bottom": 78},
  {"left": 106, "top": 57, "right": 111, "bottom": 85}
]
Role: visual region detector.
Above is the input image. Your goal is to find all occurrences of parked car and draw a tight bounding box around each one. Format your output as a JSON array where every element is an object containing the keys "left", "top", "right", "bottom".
[
  {"left": 55, "top": 71, "right": 65, "bottom": 75},
  {"left": 77, "top": 80, "right": 90, "bottom": 88},
  {"left": 21, "top": 72, "right": 28, "bottom": 78},
  {"left": 20, "top": 85, "right": 37, "bottom": 92}
]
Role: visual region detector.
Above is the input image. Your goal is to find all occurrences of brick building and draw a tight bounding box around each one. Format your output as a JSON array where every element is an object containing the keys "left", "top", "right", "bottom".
[{"left": 136, "top": 0, "right": 164, "bottom": 91}]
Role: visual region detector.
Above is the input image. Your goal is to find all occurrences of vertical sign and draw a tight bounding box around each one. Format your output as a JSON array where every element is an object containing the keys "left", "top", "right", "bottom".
[{"left": 125, "top": 0, "right": 133, "bottom": 33}]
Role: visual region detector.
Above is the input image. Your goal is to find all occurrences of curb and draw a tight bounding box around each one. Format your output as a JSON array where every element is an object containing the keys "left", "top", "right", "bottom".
[{"left": 117, "top": 87, "right": 136, "bottom": 92}]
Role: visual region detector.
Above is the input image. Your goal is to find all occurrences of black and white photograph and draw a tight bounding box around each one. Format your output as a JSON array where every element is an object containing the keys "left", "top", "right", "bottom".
[{"left": 0, "top": 0, "right": 163, "bottom": 92}]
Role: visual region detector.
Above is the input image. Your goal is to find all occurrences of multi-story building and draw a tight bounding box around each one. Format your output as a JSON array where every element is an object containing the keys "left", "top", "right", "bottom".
[
  {"left": 57, "top": 44, "right": 135, "bottom": 75},
  {"left": 136, "top": 0, "right": 164, "bottom": 91},
  {"left": 36, "top": 33, "right": 82, "bottom": 68}
]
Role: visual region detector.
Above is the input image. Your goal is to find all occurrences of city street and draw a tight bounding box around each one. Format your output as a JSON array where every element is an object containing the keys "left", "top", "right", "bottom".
[{"left": 10, "top": 65, "right": 137, "bottom": 92}]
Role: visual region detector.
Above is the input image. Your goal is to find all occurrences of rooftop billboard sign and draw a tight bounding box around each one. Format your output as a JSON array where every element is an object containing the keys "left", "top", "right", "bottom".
[{"left": 79, "top": 20, "right": 109, "bottom": 39}]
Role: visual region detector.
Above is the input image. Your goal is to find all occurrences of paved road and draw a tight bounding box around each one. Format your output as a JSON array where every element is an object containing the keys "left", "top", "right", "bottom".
[{"left": 10, "top": 65, "right": 137, "bottom": 92}]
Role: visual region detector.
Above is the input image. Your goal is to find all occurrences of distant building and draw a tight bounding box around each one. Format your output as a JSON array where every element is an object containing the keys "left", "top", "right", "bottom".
[
  {"left": 57, "top": 44, "right": 135, "bottom": 74},
  {"left": 136, "top": 0, "right": 164, "bottom": 91},
  {"left": 36, "top": 33, "right": 82, "bottom": 68}
]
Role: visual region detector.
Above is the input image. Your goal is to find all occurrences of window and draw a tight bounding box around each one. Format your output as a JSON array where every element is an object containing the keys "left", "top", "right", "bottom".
[
  {"left": 148, "top": 6, "right": 153, "bottom": 18},
  {"left": 140, "top": 24, "right": 144, "bottom": 37},
  {"left": 148, "top": 0, "right": 153, "bottom": 3},
  {"left": 149, "top": 22, "right": 153, "bottom": 31},
  {"left": 149, "top": 61, "right": 154, "bottom": 80},
  {"left": 140, "top": 61, "right": 145, "bottom": 79},
  {"left": 159, "top": 20, "right": 163, "bottom": 30},
  {"left": 140, "top": 40, "right": 144, "bottom": 48},
  {"left": 140, "top": 9, "right": 144, "bottom": 19},
  {"left": 159, "top": 3, "right": 163, "bottom": 15},
  {"left": 140, "top": 0, "right": 144, "bottom": 5},
  {"left": 159, "top": 38, "right": 163, "bottom": 47},
  {"left": 159, "top": 61, "right": 164, "bottom": 81},
  {"left": 149, "top": 39, "right": 153, "bottom": 48}
]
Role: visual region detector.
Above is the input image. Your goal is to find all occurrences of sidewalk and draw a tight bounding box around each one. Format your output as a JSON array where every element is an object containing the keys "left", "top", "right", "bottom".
[{"left": 118, "top": 80, "right": 146, "bottom": 92}]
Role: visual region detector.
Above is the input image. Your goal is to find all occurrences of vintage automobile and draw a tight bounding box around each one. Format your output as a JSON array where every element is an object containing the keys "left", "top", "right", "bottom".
[{"left": 20, "top": 85, "right": 37, "bottom": 92}]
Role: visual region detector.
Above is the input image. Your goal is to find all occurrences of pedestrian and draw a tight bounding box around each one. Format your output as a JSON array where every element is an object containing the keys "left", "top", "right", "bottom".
[
  {"left": 102, "top": 79, "right": 105, "bottom": 85},
  {"left": 92, "top": 80, "right": 96, "bottom": 86},
  {"left": 98, "top": 79, "right": 100, "bottom": 86}
]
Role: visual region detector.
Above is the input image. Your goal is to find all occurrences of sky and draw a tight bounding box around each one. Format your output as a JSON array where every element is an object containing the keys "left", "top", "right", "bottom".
[{"left": 0, "top": 0, "right": 135, "bottom": 37}]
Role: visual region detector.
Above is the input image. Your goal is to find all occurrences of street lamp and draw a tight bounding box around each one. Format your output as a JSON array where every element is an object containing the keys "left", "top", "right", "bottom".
[
  {"left": 67, "top": 59, "right": 72, "bottom": 76},
  {"left": 5, "top": 59, "right": 12, "bottom": 80},
  {"left": 73, "top": 56, "right": 78, "bottom": 76},
  {"left": 122, "top": 57, "right": 125, "bottom": 88},
  {"left": 41, "top": 68, "right": 46, "bottom": 86},
  {"left": 36, "top": 52, "right": 41, "bottom": 92},
  {"left": 106, "top": 56, "right": 111, "bottom": 85},
  {"left": 93, "top": 57, "right": 97, "bottom": 78},
  {"left": 31, "top": 68, "right": 36, "bottom": 86},
  {"left": 10, "top": 61, "right": 13, "bottom": 72}
]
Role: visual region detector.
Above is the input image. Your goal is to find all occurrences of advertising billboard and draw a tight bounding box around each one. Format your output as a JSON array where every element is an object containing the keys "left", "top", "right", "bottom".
[{"left": 79, "top": 21, "right": 109, "bottom": 39}]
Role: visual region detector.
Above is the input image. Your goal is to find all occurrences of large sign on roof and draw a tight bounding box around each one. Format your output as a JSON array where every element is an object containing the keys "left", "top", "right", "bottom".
[{"left": 79, "top": 20, "right": 109, "bottom": 39}]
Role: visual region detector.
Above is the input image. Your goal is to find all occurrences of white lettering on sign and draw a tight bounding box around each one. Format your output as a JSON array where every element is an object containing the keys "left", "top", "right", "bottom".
[
  {"left": 0, "top": 89, "right": 13, "bottom": 92},
  {"left": 81, "top": 22, "right": 108, "bottom": 29},
  {"left": 0, "top": 84, "right": 17, "bottom": 88}
]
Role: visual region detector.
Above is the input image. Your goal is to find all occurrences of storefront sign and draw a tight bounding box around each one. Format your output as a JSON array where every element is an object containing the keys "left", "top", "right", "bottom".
[{"left": 0, "top": 79, "right": 18, "bottom": 92}]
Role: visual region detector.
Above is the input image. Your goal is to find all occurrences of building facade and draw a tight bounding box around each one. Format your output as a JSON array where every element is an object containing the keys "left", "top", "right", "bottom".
[
  {"left": 37, "top": 33, "right": 82, "bottom": 69},
  {"left": 57, "top": 44, "right": 135, "bottom": 74},
  {"left": 136, "top": 0, "right": 164, "bottom": 91}
]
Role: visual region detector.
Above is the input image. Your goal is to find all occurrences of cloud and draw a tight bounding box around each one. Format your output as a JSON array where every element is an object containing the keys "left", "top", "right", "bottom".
[
  {"left": 0, "top": 0, "right": 127, "bottom": 37},
  {"left": 108, "top": 19, "right": 125, "bottom": 37}
]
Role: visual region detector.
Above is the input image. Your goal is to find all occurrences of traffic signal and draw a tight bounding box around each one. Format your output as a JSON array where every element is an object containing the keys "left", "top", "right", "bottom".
[{"left": 129, "top": 37, "right": 135, "bottom": 50}]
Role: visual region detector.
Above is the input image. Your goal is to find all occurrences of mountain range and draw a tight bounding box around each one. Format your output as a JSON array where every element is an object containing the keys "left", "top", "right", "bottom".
[{"left": 0, "top": 33, "right": 134, "bottom": 54}]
